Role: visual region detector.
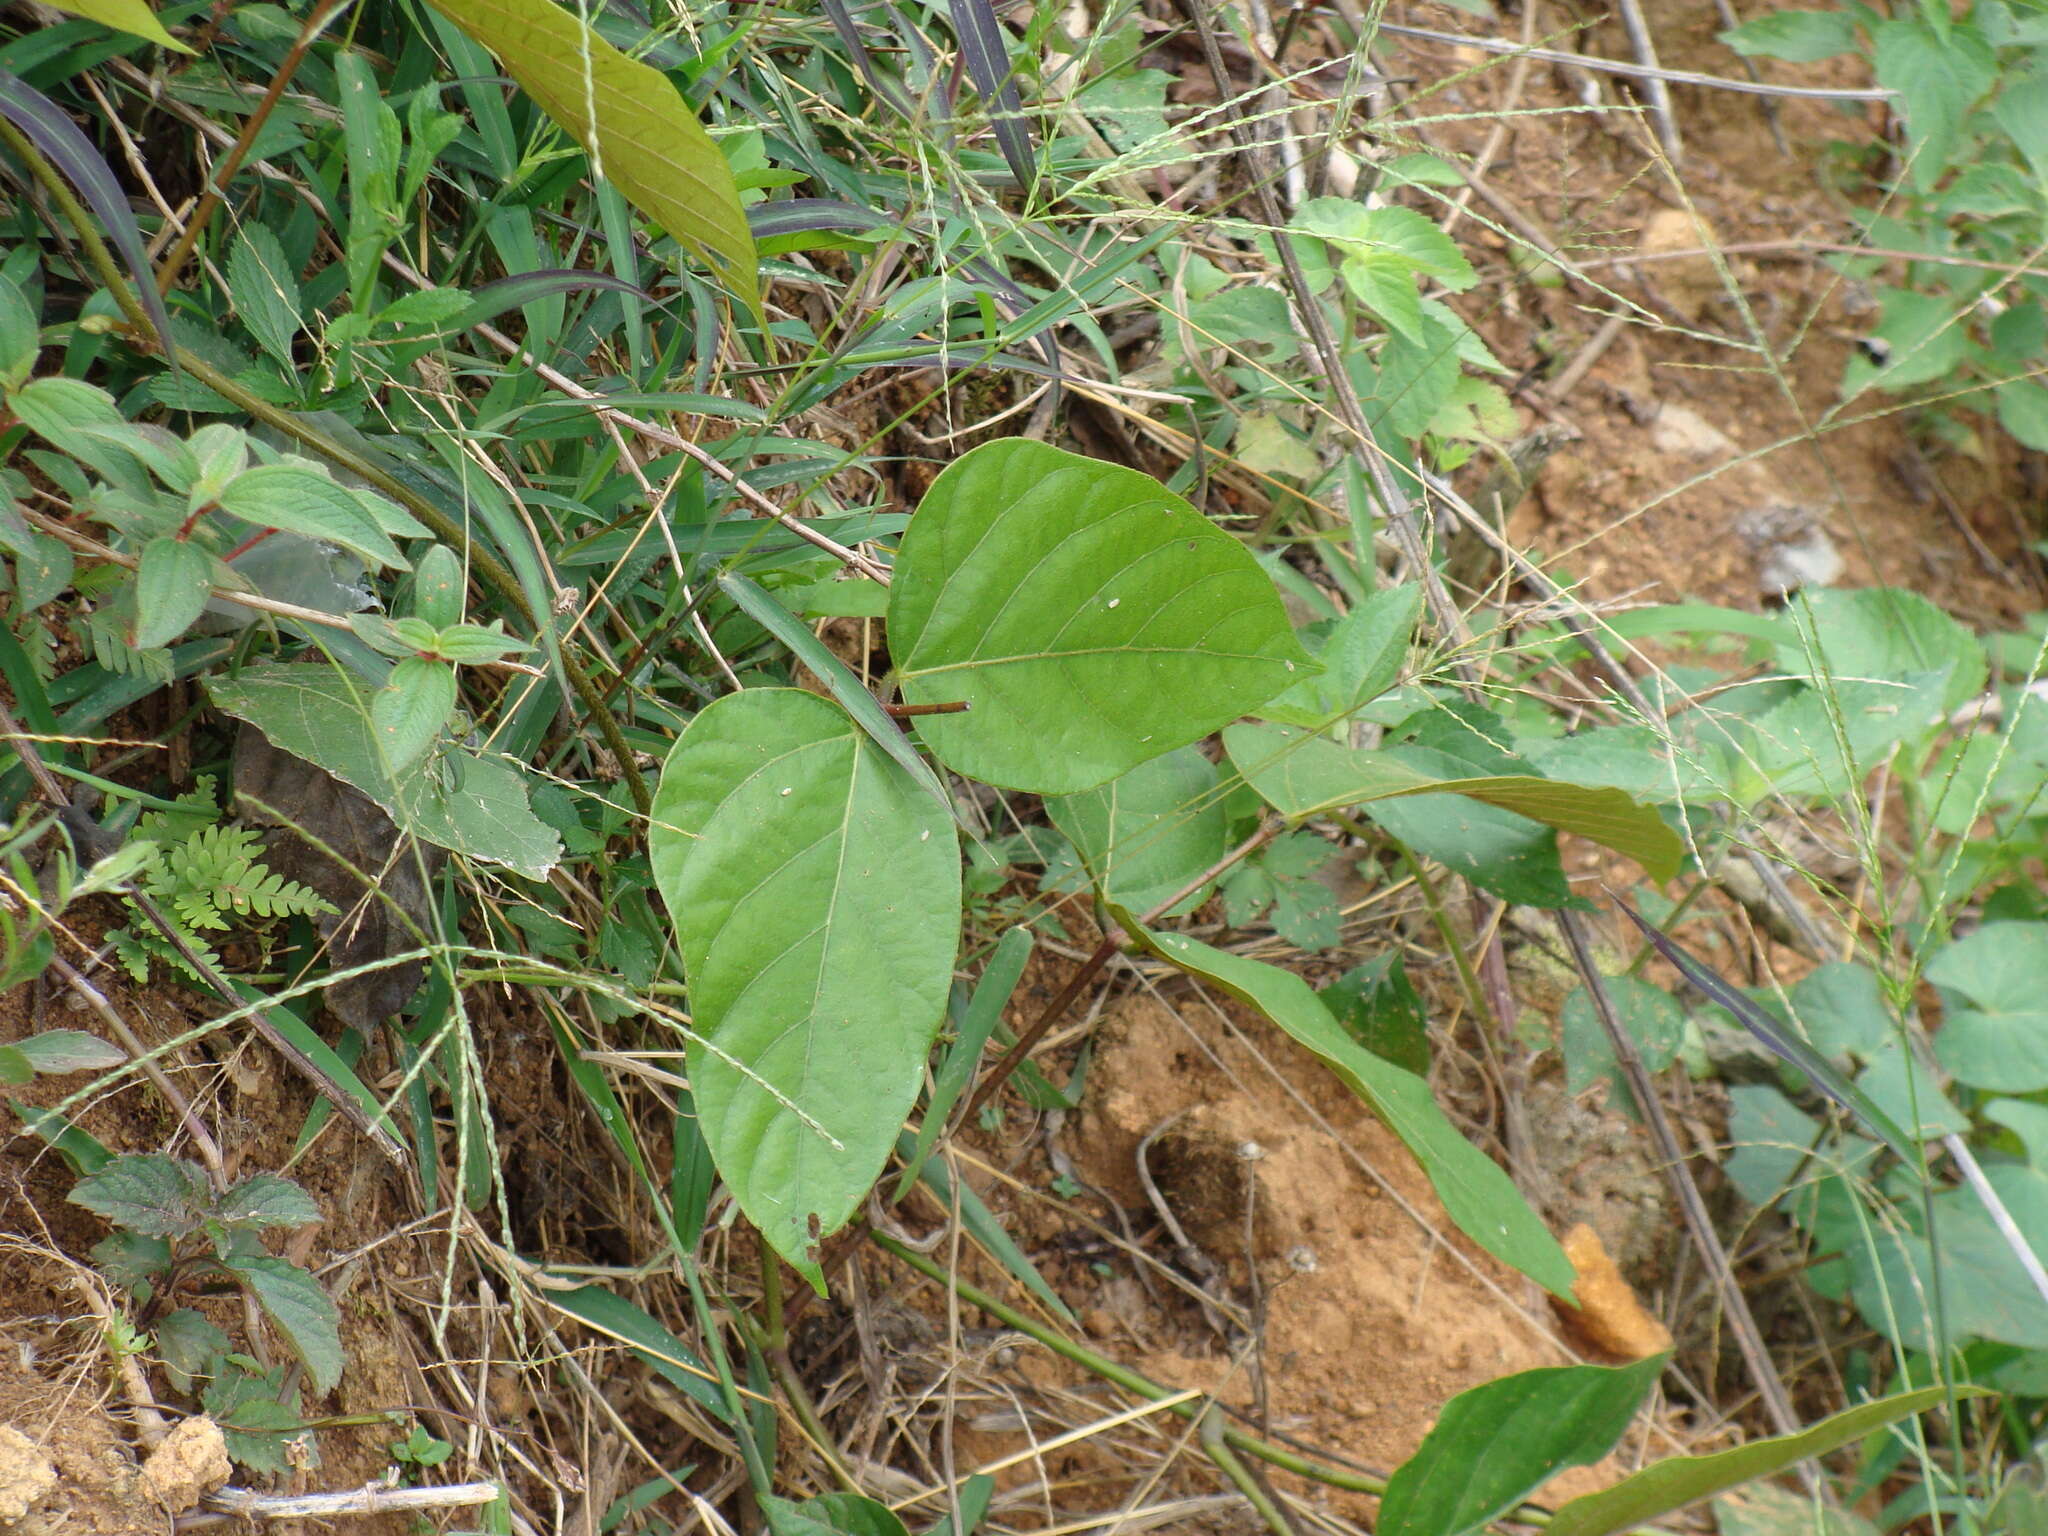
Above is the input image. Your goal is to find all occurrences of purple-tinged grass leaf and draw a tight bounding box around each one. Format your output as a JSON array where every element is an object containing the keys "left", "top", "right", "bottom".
[
  {"left": 747, "top": 198, "right": 893, "bottom": 240},
  {"left": 815, "top": 0, "right": 914, "bottom": 118},
  {"left": 454, "top": 268, "right": 656, "bottom": 331},
  {"left": 0, "top": 70, "right": 174, "bottom": 363},
  {"left": 951, "top": 0, "right": 1036, "bottom": 190},
  {"left": 1618, "top": 901, "right": 1920, "bottom": 1163}
]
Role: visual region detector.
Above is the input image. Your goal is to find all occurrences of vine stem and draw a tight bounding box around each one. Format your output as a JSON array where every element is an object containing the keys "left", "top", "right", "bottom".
[
  {"left": 0, "top": 115, "right": 652, "bottom": 814},
  {"left": 152, "top": 0, "right": 356, "bottom": 298}
]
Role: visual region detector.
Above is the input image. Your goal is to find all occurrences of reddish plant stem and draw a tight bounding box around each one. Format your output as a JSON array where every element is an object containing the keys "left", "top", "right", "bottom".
[
  {"left": 154, "top": 0, "right": 356, "bottom": 298},
  {"left": 223, "top": 526, "right": 277, "bottom": 562}
]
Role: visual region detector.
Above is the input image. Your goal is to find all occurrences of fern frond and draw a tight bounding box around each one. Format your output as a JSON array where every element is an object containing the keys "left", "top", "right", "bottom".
[{"left": 229, "top": 867, "right": 333, "bottom": 919}]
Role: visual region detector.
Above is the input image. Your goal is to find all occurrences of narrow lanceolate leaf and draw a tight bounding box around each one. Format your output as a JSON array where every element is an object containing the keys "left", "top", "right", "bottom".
[
  {"left": 43, "top": 0, "right": 194, "bottom": 50},
  {"left": 1113, "top": 913, "right": 1576, "bottom": 1297},
  {"left": 371, "top": 658, "right": 456, "bottom": 774},
  {"left": 1224, "top": 723, "right": 1683, "bottom": 882},
  {"left": 649, "top": 689, "right": 960, "bottom": 1284},
  {"left": 1379, "top": 1357, "right": 1666, "bottom": 1536},
  {"left": 890, "top": 440, "right": 1317, "bottom": 794},
  {"left": 951, "top": 0, "right": 1036, "bottom": 190},
  {"left": 0, "top": 71, "right": 175, "bottom": 360},
  {"left": 425, "top": 0, "right": 759, "bottom": 319},
  {"left": 9, "top": 1030, "right": 124, "bottom": 1075},
  {"left": 1546, "top": 1387, "right": 1979, "bottom": 1536},
  {"left": 1617, "top": 902, "right": 1919, "bottom": 1164},
  {"left": 135, "top": 537, "right": 217, "bottom": 651},
  {"left": 454, "top": 268, "right": 655, "bottom": 332}
]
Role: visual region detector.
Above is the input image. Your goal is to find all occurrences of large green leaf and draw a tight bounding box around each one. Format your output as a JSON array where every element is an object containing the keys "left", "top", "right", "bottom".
[
  {"left": 1046, "top": 747, "right": 1225, "bottom": 915},
  {"left": 889, "top": 440, "right": 1316, "bottom": 793},
  {"left": 427, "top": 0, "right": 759, "bottom": 317},
  {"left": 1547, "top": 1387, "right": 1978, "bottom": 1536},
  {"left": 1112, "top": 914, "right": 1575, "bottom": 1296},
  {"left": 1223, "top": 722, "right": 1682, "bottom": 881},
  {"left": 205, "top": 664, "right": 561, "bottom": 879},
  {"left": 1379, "top": 1356, "right": 1666, "bottom": 1536},
  {"left": 649, "top": 689, "right": 960, "bottom": 1282}
]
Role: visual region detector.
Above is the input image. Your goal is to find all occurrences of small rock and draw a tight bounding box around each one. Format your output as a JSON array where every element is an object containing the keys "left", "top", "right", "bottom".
[
  {"left": 0, "top": 1426, "right": 56, "bottom": 1527},
  {"left": 1648, "top": 403, "right": 1733, "bottom": 460},
  {"left": 139, "top": 1417, "right": 230, "bottom": 1515},
  {"left": 1638, "top": 207, "right": 1724, "bottom": 319},
  {"left": 1738, "top": 503, "right": 1844, "bottom": 597}
]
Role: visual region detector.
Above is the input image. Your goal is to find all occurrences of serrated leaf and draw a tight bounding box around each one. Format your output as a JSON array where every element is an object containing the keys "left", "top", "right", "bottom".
[
  {"left": 1547, "top": 1388, "right": 1977, "bottom": 1536},
  {"left": 1872, "top": 17, "right": 1996, "bottom": 190},
  {"left": 372, "top": 658, "right": 456, "bottom": 773},
  {"left": 1379, "top": 1356, "right": 1666, "bottom": 1536},
  {"left": 217, "top": 465, "right": 412, "bottom": 569},
  {"left": 1928, "top": 922, "right": 2048, "bottom": 1090},
  {"left": 156, "top": 1308, "right": 232, "bottom": 1391},
  {"left": 431, "top": 623, "right": 526, "bottom": 662},
  {"left": 227, "top": 225, "right": 303, "bottom": 368},
  {"left": 426, "top": 0, "right": 759, "bottom": 318},
  {"left": 1562, "top": 977, "right": 1685, "bottom": 1106},
  {"left": 1223, "top": 722, "right": 1682, "bottom": 881},
  {"left": 1046, "top": 748, "right": 1225, "bottom": 915},
  {"left": 206, "top": 663, "right": 561, "bottom": 878},
  {"left": 10, "top": 1030, "right": 125, "bottom": 1075},
  {"left": 215, "top": 1173, "right": 321, "bottom": 1230},
  {"left": 890, "top": 439, "right": 1316, "bottom": 793},
  {"left": 230, "top": 1255, "right": 344, "bottom": 1394},
  {"left": 648, "top": 689, "right": 960, "bottom": 1282},
  {"left": 134, "top": 536, "right": 215, "bottom": 650},
  {"left": 1114, "top": 915, "right": 1575, "bottom": 1296},
  {"left": 1294, "top": 199, "right": 1476, "bottom": 289},
  {"left": 70, "top": 1154, "right": 209, "bottom": 1239},
  {"left": 8, "top": 375, "right": 128, "bottom": 462}
]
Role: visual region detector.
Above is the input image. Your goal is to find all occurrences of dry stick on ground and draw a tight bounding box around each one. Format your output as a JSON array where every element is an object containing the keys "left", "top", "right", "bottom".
[
  {"left": 46, "top": 953, "right": 228, "bottom": 1189},
  {"left": 1370, "top": 21, "right": 1895, "bottom": 101},
  {"left": 1555, "top": 908, "right": 1811, "bottom": 1457},
  {"left": 1611, "top": 0, "right": 1684, "bottom": 162}
]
